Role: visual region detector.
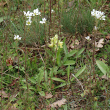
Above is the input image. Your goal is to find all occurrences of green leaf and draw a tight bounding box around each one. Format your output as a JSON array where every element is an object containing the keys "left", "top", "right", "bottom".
[
  {"left": 67, "top": 65, "right": 70, "bottom": 82},
  {"left": 0, "top": 17, "right": 4, "bottom": 23},
  {"left": 28, "top": 78, "right": 36, "bottom": 84},
  {"left": 38, "top": 71, "right": 44, "bottom": 84},
  {"left": 39, "top": 91, "right": 45, "bottom": 96},
  {"left": 45, "top": 70, "right": 48, "bottom": 82},
  {"left": 96, "top": 60, "right": 109, "bottom": 75},
  {"left": 71, "top": 65, "right": 86, "bottom": 81},
  {"left": 75, "top": 48, "right": 85, "bottom": 58},
  {"left": 50, "top": 66, "right": 58, "bottom": 76},
  {"left": 63, "top": 104, "right": 67, "bottom": 110},
  {"left": 29, "top": 87, "right": 36, "bottom": 91},
  {"left": 51, "top": 77, "right": 65, "bottom": 83},
  {"left": 63, "top": 43, "right": 68, "bottom": 55},
  {"left": 0, "top": 16, "right": 9, "bottom": 23},
  {"left": 42, "top": 83, "right": 48, "bottom": 91},
  {"left": 64, "top": 60, "right": 75, "bottom": 65},
  {"left": 67, "top": 50, "right": 77, "bottom": 57},
  {"left": 56, "top": 49, "right": 61, "bottom": 66},
  {"left": 62, "top": 56, "right": 67, "bottom": 64},
  {"left": 53, "top": 83, "right": 67, "bottom": 89}
]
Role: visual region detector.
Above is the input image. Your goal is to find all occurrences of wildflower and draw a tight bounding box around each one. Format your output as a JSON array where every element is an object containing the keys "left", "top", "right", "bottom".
[
  {"left": 23, "top": 11, "right": 33, "bottom": 18},
  {"left": 58, "top": 41, "right": 63, "bottom": 48},
  {"left": 48, "top": 43, "right": 54, "bottom": 47},
  {"left": 51, "top": 34, "right": 58, "bottom": 44},
  {"left": 28, "top": 16, "right": 32, "bottom": 21},
  {"left": 26, "top": 19, "right": 32, "bottom": 25},
  {"left": 14, "top": 35, "right": 21, "bottom": 40},
  {"left": 91, "top": 9, "right": 105, "bottom": 20},
  {"left": 91, "top": 9, "right": 96, "bottom": 16},
  {"left": 40, "top": 18, "right": 46, "bottom": 24},
  {"left": 94, "top": 26, "right": 98, "bottom": 30},
  {"left": 51, "top": 9, "right": 55, "bottom": 13},
  {"left": 48, "top": 34, "right": 63, "bottom": 50},
  {"left": 33, "top": 8, "right": 41, "bottom": 16},
  {"left": 85, "top": 36, "right": 91, "bottom": 40}
]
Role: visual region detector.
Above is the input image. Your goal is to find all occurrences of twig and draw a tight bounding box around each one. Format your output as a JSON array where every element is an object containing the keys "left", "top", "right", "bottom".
[
  {"left": 72, "top": 74, "right": 84, "bottom": 91},
  {"left": 34, "top": 43, "right": 45, "bottom": 65}
]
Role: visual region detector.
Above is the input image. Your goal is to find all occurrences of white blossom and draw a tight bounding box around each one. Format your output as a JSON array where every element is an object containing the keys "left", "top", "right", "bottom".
[
  {"left": 94, "top": 26, "right": 98, "bottom": 30},
  {"left": 26, "top": 19, "right": 32, "bottom": 25},
  {"left": 91, "top": 9, "right": 105, "bottom": 20},
  {"left": 51, "top": 9, "right": 55, "bottom": 13},
  {"left": 33, "top": 8, "right": 41, "bottom": 16},
  {"left": 85, "top": 36, "right": 91, "bottom": 40},
  {"left": 14, "top": 35, "right": 21, "bottom": 40},
  {"left": 28, "top": 16, "right": 32, "bottom": 21},
  {"left": 23, "top": 11, "right": 33, "bottom": 18},
  {"left": 40, "top": 18, "right": 46, "bottom": 24}
]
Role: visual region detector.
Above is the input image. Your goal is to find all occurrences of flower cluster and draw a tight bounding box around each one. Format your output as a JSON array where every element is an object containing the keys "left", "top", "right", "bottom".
[
  {"left": 14, "top": 35, "right": 21, "bottom": 40},
  {"left": 23, "top": 10, "right": 37, "bottom": 25},
  {"left": 48, "top": 34, "right": 63, "bottom": 50},
  {"left": 91, "top": 9, "right": 105, "bottom": 20},
  {"left": 23, "top": 8, "right": 46, "bottom": 25}
]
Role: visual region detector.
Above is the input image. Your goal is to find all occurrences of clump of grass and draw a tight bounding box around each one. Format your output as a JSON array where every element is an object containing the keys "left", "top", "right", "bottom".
[{"left": 61, "top": 7, "right": 95, "bottom": 36}]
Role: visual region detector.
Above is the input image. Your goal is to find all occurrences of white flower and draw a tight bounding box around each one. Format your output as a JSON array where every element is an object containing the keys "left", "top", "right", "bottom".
[
  {"left": 33, "top": 8, "right": 41, "bottom": 16},
  {"left": 39, "top": 18, "right": 46, "bottom": 24},
  {"left": 28, "top": 16, "right": 32, "bottom": 21},
  {"left": 85, "top": 36, "right": 91, "bottom": 40},
  {"left": 94, "top": 26, "right": 98, "bottom": 30},
  {"left": 26, "top": 19, "right": 32, "bottom": 25},
  {"left": 91, "top": 9, "right": 96, "bottom": 16},
  {"left": 91, "top": 9, "right": 105, "bottom": 20},
  {"left": 23, "top": 11, "right": 33, "bottom": 18},
  {"left": 14, "top": 35, "right": 21, "bottom": 40},
  {"left": 101, "top": 15, "right": 106, "bottom": 20},
  {"left": 51, "top": 9, "right": 55, "bottom": 13}
]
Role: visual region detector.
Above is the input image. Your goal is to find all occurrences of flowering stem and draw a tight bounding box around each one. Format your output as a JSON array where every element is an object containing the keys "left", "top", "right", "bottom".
[
  {"left": 92, "top": 30, "right": 96, "bottom": 74},
  {"left": 92, "top": 19, "right": 98, "bottom": 74}
]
